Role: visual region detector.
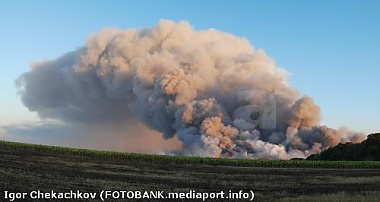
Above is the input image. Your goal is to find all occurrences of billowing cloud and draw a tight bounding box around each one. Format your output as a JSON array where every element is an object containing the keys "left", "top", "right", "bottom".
[{"left": 15, "top": 20, "right": 364, "bottom": 159}]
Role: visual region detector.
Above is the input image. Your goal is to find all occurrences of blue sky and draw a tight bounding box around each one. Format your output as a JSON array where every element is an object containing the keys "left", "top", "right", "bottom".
[{"left": 0, "top": 0, "right": 379, "bottom": 134}]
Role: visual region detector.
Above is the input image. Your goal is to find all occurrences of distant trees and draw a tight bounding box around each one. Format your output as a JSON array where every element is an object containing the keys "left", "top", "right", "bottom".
[{"left": 307, "top": 133, "right": 380, "bottom": 161}]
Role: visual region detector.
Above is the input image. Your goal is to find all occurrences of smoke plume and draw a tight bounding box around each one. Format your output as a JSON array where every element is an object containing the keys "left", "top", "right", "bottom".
[{"left": 16, "top": 20, "right": 364, "bottom": 159}]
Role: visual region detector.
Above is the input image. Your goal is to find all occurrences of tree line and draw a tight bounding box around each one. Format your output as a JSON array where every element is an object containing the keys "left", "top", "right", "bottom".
[{"left": 307, "top": 133, "right": 380, "bottom": 161}]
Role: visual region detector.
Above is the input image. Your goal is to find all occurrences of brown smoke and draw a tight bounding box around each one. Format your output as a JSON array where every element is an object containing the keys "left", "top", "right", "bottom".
[{"left": 16, "top": 20, "right": 364, "bottom": 159}]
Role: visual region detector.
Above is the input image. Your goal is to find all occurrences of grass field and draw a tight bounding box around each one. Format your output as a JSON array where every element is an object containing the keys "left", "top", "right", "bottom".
[{"left": 0, "top": 140, "right": 379, "bottom": 201}]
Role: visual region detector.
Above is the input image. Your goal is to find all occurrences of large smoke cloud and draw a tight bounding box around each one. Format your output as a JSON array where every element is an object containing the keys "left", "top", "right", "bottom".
[{"left": 16, "top": 20, "right": 364, "bottom": 159}]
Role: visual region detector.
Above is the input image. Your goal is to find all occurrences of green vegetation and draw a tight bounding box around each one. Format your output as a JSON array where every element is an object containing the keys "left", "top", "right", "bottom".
[
  {"left": 308, "top": 133, "right": 380, "bottom": 161},
  {"left": 1, "top": 140, "right": 380, "bottom": 169},
  {"left": 0, "top": 140, "right": 379, "bottom": 201}
]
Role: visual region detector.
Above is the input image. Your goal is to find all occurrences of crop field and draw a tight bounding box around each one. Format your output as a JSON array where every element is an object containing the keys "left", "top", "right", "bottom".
[{"left": 0, "top": 140, "right": 379, "bottom": 201}]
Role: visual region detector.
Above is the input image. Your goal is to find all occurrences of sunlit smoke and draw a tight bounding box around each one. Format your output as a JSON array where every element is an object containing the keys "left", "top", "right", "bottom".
[{"left": 16, "top": 20, "right": 364, "bottom": 159}]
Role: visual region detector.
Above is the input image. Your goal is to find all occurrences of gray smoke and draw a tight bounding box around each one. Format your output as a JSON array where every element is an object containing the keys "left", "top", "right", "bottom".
[
  {"left": 0, "top": 120, "right": 182, "bottom": 153},
  {"left": 16, "top": 20, "right": 364, "bottom": 159}
]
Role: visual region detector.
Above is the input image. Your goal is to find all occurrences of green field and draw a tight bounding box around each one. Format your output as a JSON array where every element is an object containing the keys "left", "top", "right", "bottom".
[{"left": 0, "top": 140, "right": 379, "bottom": 201}]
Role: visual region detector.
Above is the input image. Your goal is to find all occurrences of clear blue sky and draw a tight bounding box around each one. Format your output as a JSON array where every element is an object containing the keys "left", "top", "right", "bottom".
[{"left": 0, "top": 0, "right": 379, "bottom": 134}]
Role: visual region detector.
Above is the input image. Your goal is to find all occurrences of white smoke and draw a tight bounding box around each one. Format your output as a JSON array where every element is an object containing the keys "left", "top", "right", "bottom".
[{"left": 16, "top": 20, "right": 364, "bottom": 159}]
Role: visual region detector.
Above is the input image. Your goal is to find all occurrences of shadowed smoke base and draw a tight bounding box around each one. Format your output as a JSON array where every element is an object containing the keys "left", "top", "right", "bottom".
[
  {"left": 16, "top": 20, "right": 364, "bottom": 159},
  {"left": 0, "top": 121, "right": 182, "bottom": 153}
]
